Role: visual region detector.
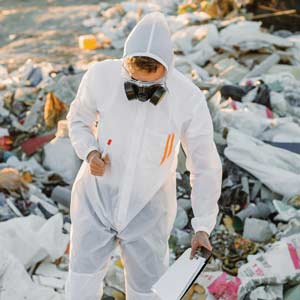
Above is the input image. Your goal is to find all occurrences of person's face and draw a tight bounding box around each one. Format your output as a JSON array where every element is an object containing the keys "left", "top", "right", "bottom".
[{"left": 129, "top": 63, "right": 166, "bottom": 82}]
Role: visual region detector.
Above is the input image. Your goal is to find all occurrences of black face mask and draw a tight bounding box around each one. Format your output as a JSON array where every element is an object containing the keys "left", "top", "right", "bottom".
[{"left": 124, "top": 81, "right": 167, "bottom": 106}]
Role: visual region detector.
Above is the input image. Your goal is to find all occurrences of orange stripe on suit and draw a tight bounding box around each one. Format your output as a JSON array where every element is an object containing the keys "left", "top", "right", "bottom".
[
  {"left": 167, "top": 133, "right": 175, "bottom": 158},
  {"left": 160, "top": 134, "right": 171, "bottom": 165}
]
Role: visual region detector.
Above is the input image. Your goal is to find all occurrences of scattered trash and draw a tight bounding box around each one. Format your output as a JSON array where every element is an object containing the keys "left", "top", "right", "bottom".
[
  {"left": 44, "top": 92, "right": 68, "bottom": 128},
  {"left": 224, "top": 129, "right": 300, "bottom": 197},
  {"left": 1, "top": 1, "right": 300, "bottom": 299},
  {"left": 249, "top": 284, "right": 283, "bottom": 300},
  {"left": 0, "top": 247, "right": 65, "bottom": 300},
  {"left": 284, "top": 284, "right": 300, "bottom": 300},
  {"left": 0, "top": 167, "right": 28, "bottom": 192},
  {"left": 238, "top": 233, "right": 300, "bottom": 299},
  {"left": 207, "top": 271, "right": 241, "bottom": 300},
  {"left": 51, "top": 186, "right": 71, "bottom": 209},
  {"left": 174, "top": 206, "right": 189, "bottom": 230},
  {"left": 43, "top": 120, "right": 81, "bottom": 184},
  {"left": 243, "top": 218, "right": 275, "bottom": 243}
]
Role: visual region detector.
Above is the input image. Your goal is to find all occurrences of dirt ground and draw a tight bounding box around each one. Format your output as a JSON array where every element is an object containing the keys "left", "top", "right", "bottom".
[{"left": 0, "top": 0, "right": 122, "bottom": 72}]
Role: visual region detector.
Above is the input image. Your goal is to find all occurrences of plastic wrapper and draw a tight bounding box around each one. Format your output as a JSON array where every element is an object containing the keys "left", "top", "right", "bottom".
[
  {"left": 238, "top": 233, "right": 300, "bottom": 299},
  {"left": 224, "top": 129, "right": 300, "bottom": 197}
]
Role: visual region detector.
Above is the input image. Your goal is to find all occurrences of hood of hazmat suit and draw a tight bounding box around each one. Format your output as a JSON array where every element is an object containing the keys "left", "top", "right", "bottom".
[
  {"left": 123, "top": 11, "right": 174, "bottom": 74},
  {"left": 65, "top": 11, "right": 222, "bottom": 300}
]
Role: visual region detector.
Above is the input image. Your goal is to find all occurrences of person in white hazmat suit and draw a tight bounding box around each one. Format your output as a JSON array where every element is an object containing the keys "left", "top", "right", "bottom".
[{"left": 65, "top": 11, "right": 222, "bottom": 300}]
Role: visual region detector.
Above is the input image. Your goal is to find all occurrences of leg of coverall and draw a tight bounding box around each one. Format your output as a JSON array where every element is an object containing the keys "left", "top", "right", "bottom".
[
  {"left": 65, "top": 179, "right": 118, "bottom": 300},
  {"left": 118, "top": 174, "right": 177, "bottom": 300},
  {"left": 119, "top": 232, "right": 170, "bottom": 300}
]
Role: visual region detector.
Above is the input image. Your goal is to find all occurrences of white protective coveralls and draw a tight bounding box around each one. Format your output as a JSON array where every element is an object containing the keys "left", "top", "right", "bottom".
[{"left": 65, "top": 11, "right": 222, "bottom": 300}]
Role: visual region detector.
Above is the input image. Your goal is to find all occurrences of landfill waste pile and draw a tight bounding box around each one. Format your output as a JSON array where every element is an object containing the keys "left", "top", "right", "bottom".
[{"left": 1, "top": 1, "right": 300, "bottom": 299}]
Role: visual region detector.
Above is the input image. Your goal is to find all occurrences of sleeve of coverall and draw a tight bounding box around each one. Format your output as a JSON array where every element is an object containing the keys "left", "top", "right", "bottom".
[
  {"left": 66, "top": 65, "right": 99, "bottom": 162},
  {"left": 180, "top": 91, "right": 223, "bottom": 236}
]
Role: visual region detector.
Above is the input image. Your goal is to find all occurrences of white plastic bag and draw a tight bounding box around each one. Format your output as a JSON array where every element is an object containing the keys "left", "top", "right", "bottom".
[
  {"left": 43, "top": 120, "right": 81, "bottom": 184},
  {"left": 224, "top": 129, "right": 300, "bottom": 197},
  {"left": 0, "top": 247, "right": 65, "bottom": 300},
  {"left": 0, "top": 213, "right": 69, "bottom": 268}
]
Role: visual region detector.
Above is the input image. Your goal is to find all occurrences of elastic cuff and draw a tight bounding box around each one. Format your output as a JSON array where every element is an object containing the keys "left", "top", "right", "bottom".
[
  {"left": 191, "top": 219, "right": 212, "bottom": 236},
  {"left": 84, "top": 146, "right": 100, "bottom": 163},
  {"left": 127, "top": 284, "right": 160, "bottom": 300},
  {"left": 65, "top": 269, "right": 104, "bottom": 300}
]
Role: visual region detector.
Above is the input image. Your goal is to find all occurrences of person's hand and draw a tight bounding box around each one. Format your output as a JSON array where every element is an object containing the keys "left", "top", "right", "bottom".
[
  {"left": 190, "top": 231, "right": 212, "bottom": 259},
  {"left": 87, "top": 150, "right": 110, "bottom": 176}
]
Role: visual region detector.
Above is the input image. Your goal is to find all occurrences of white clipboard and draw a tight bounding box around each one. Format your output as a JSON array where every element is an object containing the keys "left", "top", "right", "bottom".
[{"left": 151, "top": 247, "right": 211, "bottom": 300}]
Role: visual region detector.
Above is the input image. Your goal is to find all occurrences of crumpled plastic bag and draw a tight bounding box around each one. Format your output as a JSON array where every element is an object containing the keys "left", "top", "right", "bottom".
[
  {"left": 173, "top": 206, "right": 189, "bottom": 230},
  {"left": 273, "top": 200, "right": 300, "bottom": 222},
  {"left": 172, "top": 24, "right": 219, "bottom": 54},
  {"left": 215, "top": 96, "right": 300, "bottom": 142},
  {"left": 242, "top": 72, "right": 300, "bottom": 118},
  {"left": 0, "top": 213, "right": 69, "bottom": 268},
  {"left": 224, "top": 129, "right": 300, "bottom": 197},
  {"left": 53, "top": 73, "right": 83, "bottom": 105},
  {"left": 217, "top": 100, "right": 274, "bottom": 137},
  {"left": 0, "top": 247, "right": 64, "bottom": 300},
  {"left": 249, "top": 284, "right": 283, "bottom": 300},
  {"left": 260, "top": 120, "right": 300, "bottom": 143},
  {"left": 237, "top": 233, "right": 300, "bottom": 299},
  {"left": 220, "top": 21, "right": 292, "bottom": 49},
  {"left": 43, "top": 120, "right": 81, "bottom": 184}
]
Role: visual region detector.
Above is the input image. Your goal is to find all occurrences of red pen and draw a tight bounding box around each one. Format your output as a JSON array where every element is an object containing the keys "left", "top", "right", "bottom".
[{"left": 101, "top": 139, "right": 112, "bottom": 159}]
